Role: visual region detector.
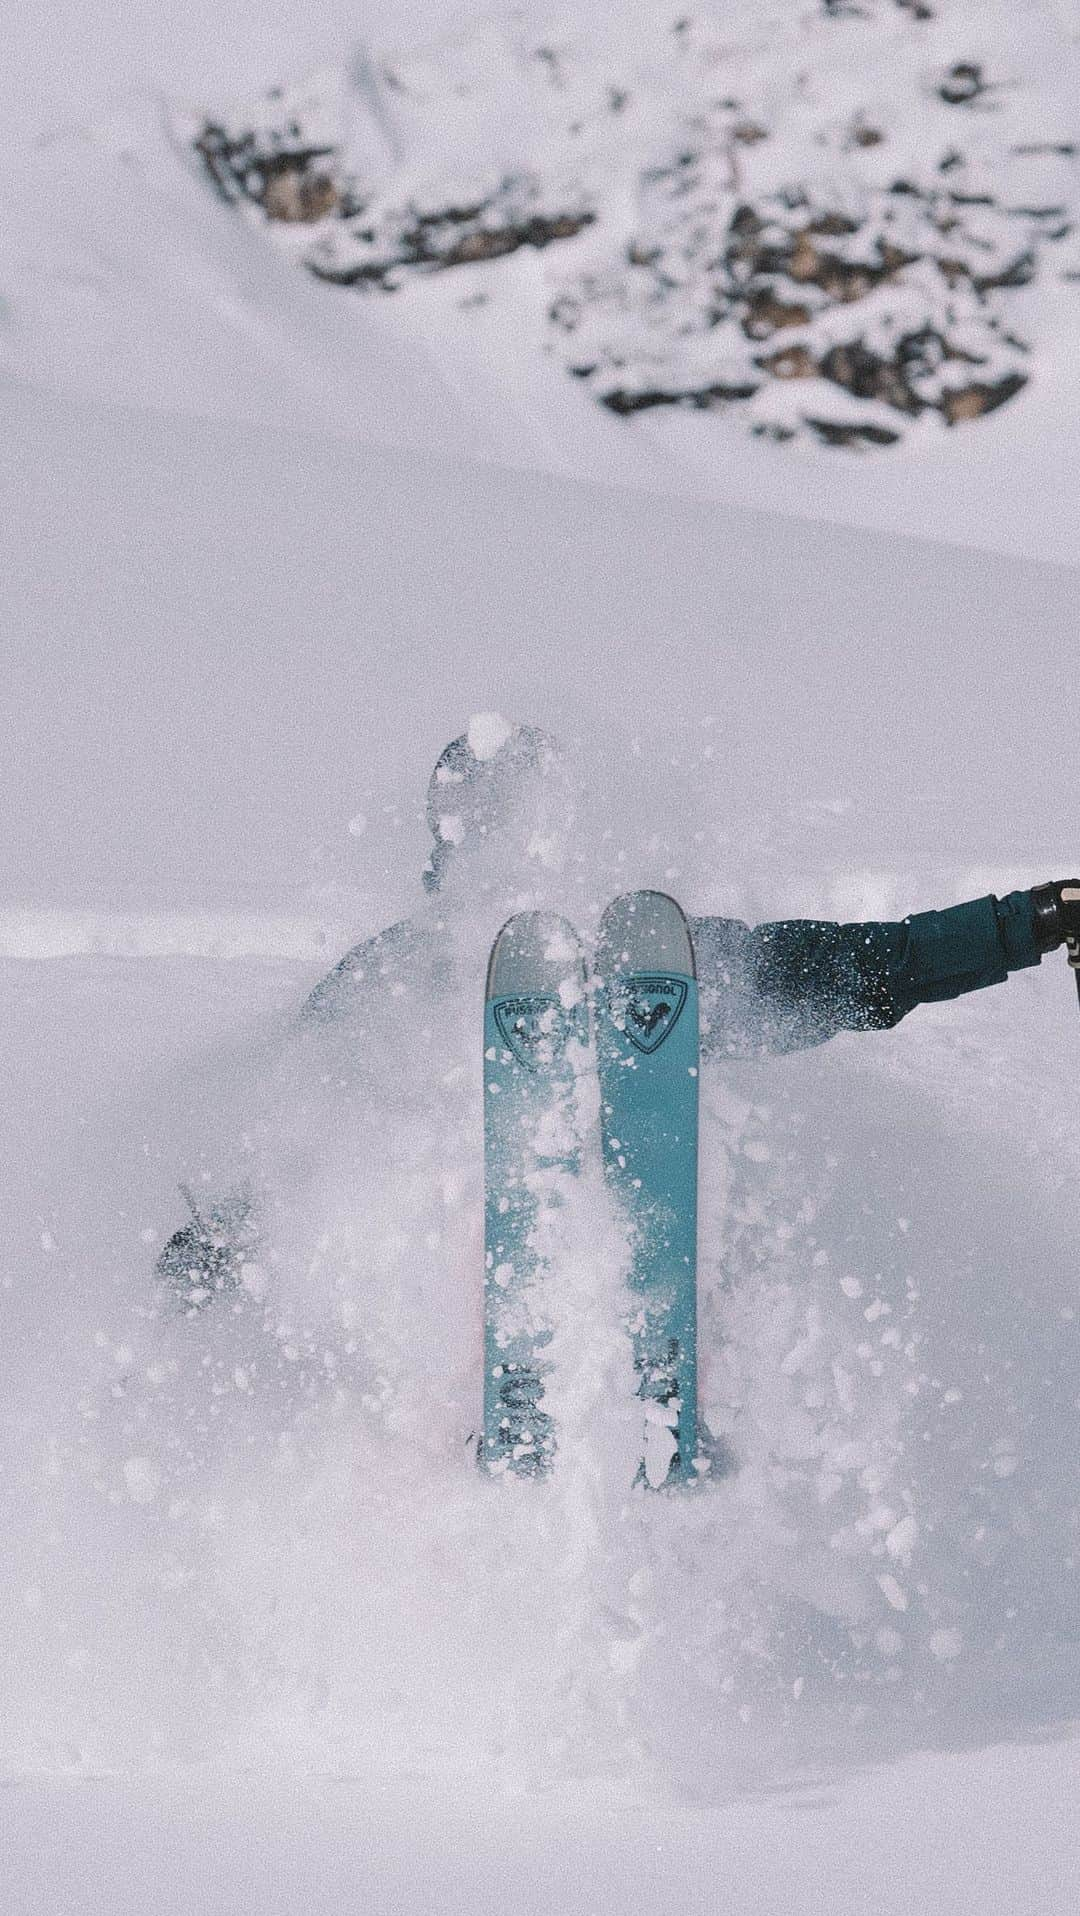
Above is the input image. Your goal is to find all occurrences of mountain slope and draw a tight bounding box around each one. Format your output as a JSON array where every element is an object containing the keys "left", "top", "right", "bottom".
[{"left": 2, "top": 3, "right": 1079, "bottom": 555}]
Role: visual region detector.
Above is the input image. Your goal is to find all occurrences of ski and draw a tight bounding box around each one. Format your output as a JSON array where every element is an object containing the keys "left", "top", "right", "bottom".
[
  {"left": 596, "top": 891, "right": 700, "bottom": 1489},
  {"left": 482, "top": 911, "right": 589, "bottom": 1477}
]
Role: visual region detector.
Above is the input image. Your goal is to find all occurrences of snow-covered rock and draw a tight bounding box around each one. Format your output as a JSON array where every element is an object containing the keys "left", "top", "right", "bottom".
[{"left": 182, "top": 3, "right": 1080, "bottom": 445}]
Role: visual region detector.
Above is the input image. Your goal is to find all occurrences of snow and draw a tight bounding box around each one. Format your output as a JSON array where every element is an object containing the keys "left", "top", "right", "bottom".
[
  {"left": 3, "top": 0, "right": 1080, "bottom": 1906},
  {"left": 467, "top": 711, "right": 515, "bottom": 759},
  {"left": 4, "top": 378, "right": 1076, "bottom": 915},
  {"left": 122, "top": 1457, "right": 163, "bottom": 1505},
  {"left": 5, "top": 1743, "right": 1080, "bottom": 1916}
]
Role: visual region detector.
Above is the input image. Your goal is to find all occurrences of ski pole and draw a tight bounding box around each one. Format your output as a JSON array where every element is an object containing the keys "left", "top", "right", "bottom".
[
  {"left": 178, "top": 1182, "right": 207, "bottom": 1235},
  {"left": 1064, "top": 887, "right": 1080, "bottom": 1016},
  {"left": 1067, "top": 936, "right": 1080, "bottom": 1015}
]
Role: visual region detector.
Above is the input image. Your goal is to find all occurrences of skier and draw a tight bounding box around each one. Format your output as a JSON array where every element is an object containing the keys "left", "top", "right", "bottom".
[
  {"left": 156, "top": 720, "right": 574, "bottom": 1298},
  {"left": 156, "top": 719, "right": 1080, "bottom": 1300}
]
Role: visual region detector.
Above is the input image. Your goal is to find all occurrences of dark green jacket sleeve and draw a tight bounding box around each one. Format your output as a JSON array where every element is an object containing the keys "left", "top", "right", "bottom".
[{"left": 692, "top": 890, "right": 1041, "bottom": 1058}]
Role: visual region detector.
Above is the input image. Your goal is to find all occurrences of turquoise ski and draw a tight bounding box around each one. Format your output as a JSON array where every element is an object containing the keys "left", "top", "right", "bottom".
[
  {"left": 482, "top": 912, "right": 588, "bottom": 1477},
  {"left": 597, "top": 892, "right": 699, "bottom": 1488}
]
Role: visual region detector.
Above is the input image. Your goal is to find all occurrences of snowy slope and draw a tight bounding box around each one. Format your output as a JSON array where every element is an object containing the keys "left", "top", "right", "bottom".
[
  {"left": 6, "top": 1744, "right": 1080, "bottom": 1916},
  {"left": 3, "top": 387, "right": 1080, "bottom": 1790},
  {"left": 2, "top": 0, "right": 1080, "bottom": 1909},
  {"left": 3, "top": 377, "right": 1077, "bottom": 914}
]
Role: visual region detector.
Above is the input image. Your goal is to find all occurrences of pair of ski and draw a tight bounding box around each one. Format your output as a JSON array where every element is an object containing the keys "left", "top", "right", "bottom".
[{"left": 482, "top": 891, "right": 699, "bottom": 1490}]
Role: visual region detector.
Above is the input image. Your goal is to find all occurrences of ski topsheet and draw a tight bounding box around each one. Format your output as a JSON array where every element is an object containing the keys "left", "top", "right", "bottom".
[
  {"left": 597, "top": 892, "right": 700, "bottom": 1489},
  {"left": 482, "top": 912, "right": 588, "bottom": 1477}
]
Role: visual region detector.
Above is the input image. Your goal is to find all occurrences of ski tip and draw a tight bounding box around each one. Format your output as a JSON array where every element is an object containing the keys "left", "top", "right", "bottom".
[
  {"left": 597, "top": 891, "right": 695, "bottom": 980},
  {"left": 486, "top": 911, "right": 586, "bottom": 1002}
]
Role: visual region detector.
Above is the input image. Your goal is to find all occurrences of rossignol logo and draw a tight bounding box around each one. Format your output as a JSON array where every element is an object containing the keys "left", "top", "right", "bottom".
[
  {"left": 611, "top": 975, "right": 688, "bottom": 1054},
  {"left": 493, "top": 994, "right": 566, "bottom": 1070}
]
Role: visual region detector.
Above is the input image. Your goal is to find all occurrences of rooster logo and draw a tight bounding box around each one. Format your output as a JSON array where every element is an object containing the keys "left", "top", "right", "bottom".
[{"left": 611, "top": 975, "right": 688, "bottom": 1054}]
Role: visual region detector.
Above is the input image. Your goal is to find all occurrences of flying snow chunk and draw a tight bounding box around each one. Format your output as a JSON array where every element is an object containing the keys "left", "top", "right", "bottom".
[
  {"left": 991, "top": 1438, "right": 1019, "bottom": 1478},
  {"left": 467, "top": 712, "right": 514, "bottom": 760},
  {"left": 544, "top": 928, "right": 578, "bottom": 965},
  {"left": 885, "top": 1514, "right": 918, "bottom": 1563},
  {"left": 877, "top": 1573, "right": 908, "bottom": 1613},
  {"left": 929, "top": 1628, "right": 963, "bottom": 1662},
  {"left": 240, "top": 1261, "right": 268, "bottom": 1302},
  {"left": 123, "top": 1457, "right": 162, "bottom": 1505},
  {"left": 643, "top": 1399, "right": 680, "bottom": 1488},
  {"left": 526, "top": 832, "right": 564, "bottom": 870}
]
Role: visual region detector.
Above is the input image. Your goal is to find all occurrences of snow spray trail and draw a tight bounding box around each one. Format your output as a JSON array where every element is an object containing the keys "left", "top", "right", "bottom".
[{"left": 3, "top": 763, "right": 1079, "bottom": 1793}]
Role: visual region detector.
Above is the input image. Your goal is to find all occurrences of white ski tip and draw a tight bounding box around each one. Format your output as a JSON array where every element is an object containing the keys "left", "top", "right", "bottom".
[
  {"left": 486, "top": 912, "right": 586, "bottom": 1001},
  {"left": 597, "top": 891, "right": 695, "bottom": 979}
]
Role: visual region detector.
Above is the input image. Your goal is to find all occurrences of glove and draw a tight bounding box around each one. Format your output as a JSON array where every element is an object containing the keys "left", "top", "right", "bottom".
[{"left": 1031, "top": 881, "right": 1080, "bottom": 952}]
